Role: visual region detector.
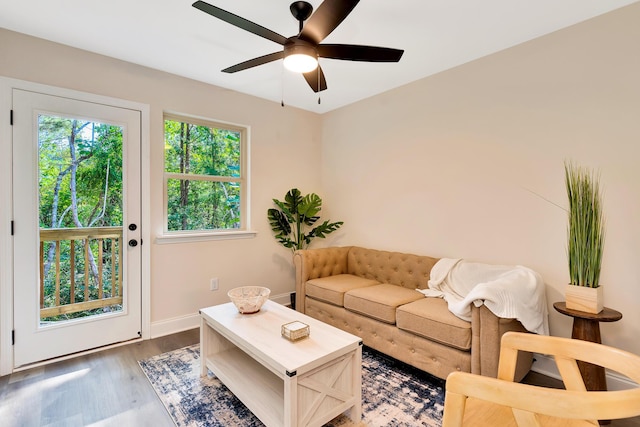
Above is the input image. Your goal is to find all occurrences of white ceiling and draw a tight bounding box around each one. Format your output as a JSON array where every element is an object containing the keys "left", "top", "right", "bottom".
[{"left": 1, "top": 0, "right": 637, "bottom": 113}]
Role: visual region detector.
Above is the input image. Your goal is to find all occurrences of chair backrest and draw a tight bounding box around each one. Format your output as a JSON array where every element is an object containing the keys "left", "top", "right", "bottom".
[{"left": 442, "top": 331, "right": 640, "bottom": 427}]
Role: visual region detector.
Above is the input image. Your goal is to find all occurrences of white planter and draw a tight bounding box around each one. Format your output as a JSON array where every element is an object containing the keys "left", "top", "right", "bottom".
[{"left": 565, "top": 284, "right": 604, "bottom": 314}]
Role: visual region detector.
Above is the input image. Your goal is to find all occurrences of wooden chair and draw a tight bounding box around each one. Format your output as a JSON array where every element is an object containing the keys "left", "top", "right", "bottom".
[{"left": 442, "top": 331, "right": 640, "bottom": 427}]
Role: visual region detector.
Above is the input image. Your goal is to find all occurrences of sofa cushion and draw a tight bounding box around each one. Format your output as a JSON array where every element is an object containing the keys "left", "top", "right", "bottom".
[
  {"left": 396, "top": 298, "right": 472, "bottom": 351},
  {"left": 344, "top": 284, "right": 424, "bottom": 324},
  {"left": 305, "top": 274, "right": 379, "bottom": 307}
]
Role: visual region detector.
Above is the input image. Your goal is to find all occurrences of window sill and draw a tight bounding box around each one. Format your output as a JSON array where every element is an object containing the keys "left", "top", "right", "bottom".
[{"left": 155, "top": 230, "right": 257, "bottom": 244}]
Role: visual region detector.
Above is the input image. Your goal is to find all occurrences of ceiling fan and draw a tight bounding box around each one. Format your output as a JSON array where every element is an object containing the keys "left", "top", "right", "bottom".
[{"left": 192, "top": 0, "right": 404, "bottom": 93}]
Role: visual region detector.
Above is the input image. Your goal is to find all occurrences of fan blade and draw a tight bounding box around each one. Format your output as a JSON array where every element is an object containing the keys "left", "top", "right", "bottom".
[
  {"left": 193, "top": 1, "right": 288, "bottom": 46},
  {"left": 303, "top": 66, "right": 328, "bottom": 92},
  {"left": 318, "top": 44, "right": 404, "bottom": 62},
  {"left": 222, "top": 51, "right": 284, "bottom": 73},
  {"left": 299, "top": 0, "right": 360, "bottom": 44}
]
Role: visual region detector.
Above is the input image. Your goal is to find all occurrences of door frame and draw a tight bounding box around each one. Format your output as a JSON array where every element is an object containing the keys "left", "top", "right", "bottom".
[{"left": 0, "top": 77, "right": 151, "bottom": 375}]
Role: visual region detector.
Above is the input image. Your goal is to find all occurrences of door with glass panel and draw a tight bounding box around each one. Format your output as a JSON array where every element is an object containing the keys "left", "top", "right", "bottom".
[{"left": 12, "top": 89, "right": 142, "bottom": 367}]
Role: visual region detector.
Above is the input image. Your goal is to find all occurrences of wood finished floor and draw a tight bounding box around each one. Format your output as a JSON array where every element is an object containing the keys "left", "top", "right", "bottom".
[
  {"left": 1, "top": 329, "right": 639, "bottom": 426},
  {"left": 0, "top": 329, "right": 200, "bottom": 427}
]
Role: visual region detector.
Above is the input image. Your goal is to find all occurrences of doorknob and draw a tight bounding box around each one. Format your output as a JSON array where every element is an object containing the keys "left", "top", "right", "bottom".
[
  {"left": 128, "top": 239, "right": 138, "bottom": 247},
  {"left": 128, "top": 224, "right": 137, "bottom": 231}
]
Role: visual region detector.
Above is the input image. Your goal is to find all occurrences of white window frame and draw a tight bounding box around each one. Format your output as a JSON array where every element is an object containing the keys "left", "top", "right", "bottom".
[{"left": 157, "top": 112, "right": 255, "bottom": 244}]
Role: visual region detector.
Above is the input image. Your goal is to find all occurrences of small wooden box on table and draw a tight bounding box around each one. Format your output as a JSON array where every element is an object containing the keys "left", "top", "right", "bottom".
[{"left": 200, "top": 300, "right": 363, "bottom": 427}]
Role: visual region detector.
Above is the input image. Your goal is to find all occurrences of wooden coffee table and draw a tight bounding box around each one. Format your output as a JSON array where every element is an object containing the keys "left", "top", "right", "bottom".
[{"left": 200, "top": 300, "right": 363, "bottom": 427}]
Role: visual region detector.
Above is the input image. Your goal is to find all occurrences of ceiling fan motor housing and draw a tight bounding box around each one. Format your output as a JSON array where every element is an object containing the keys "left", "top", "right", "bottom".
[{"left": 285, "top": 38, "right": 318, "bottom": 59}]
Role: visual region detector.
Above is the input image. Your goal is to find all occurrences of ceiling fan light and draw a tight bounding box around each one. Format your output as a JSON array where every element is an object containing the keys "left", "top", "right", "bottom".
[
  {"left": 284, "top": 53, "right": 318, "bottom": 73},
  {"left": 283, "top": 42, "right": 318, "bottom": 73}
]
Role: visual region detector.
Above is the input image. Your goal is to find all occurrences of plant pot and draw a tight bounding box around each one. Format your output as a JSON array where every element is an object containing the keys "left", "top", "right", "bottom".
[{"left": 565, "top": 284, "right": 603, "bottom": 314}]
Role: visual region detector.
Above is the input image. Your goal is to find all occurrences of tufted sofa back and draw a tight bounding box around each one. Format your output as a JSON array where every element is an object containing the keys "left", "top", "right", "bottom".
[{"left": 346, "top": 246, "right": 439, "bottom": 290}]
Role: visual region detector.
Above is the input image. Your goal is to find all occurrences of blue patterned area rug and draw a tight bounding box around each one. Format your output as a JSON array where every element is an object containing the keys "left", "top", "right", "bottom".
[{"left": 139, "top": 345, "right": 444, "bottom": 427}]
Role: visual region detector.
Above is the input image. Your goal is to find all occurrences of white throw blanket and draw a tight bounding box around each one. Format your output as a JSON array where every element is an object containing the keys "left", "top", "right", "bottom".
[{"left": 419, "top": 258, "right": 549, "bottom": 335}]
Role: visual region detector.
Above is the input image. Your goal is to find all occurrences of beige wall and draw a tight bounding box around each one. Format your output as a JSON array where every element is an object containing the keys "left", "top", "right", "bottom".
[
  {"left": 321, "top": 3, "right": 640, "bottom": 355},
  {"left": 1, "top": 1, "right": 640, "bottom": 357},
  {"left": 0, "top": 28, "right": 323, "bottom": 325}
]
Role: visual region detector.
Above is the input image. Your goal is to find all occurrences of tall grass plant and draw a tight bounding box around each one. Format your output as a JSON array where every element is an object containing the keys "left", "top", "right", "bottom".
[{"left": 565, "top": 161, "right": 605, "bottom": 288}]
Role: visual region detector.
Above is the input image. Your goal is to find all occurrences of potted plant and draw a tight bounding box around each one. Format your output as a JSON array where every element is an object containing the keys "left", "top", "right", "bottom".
[
  {"left": 267, "top": 188, "right": 343, "bottom": 253},
  {"left": 564, "top": 161, "right": 605, "bottom": 313}
]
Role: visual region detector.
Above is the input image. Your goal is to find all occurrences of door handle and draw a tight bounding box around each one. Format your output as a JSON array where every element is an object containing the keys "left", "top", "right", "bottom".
[{"left": 128, "top": 239, "right": 138, "bottom": 247}]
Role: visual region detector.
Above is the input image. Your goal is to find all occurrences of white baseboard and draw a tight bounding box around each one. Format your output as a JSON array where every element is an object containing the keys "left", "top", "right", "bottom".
[
  {"left": 531, "top": 353, "right": 638, "bottom": 391},
  {"left": 150, "top": 313, "right": 200, "bottom": 339},
  {"left": 149, "top": 293, "right": 294, "bottom": 339},
  {"left": 270, "top": 292, "right": 293, "bottom": 306}
]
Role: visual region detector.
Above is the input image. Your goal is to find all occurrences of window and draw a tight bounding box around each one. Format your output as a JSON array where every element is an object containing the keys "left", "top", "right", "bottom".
[{"left": 163, "top": 113, "right": 250, "bottom": 238}]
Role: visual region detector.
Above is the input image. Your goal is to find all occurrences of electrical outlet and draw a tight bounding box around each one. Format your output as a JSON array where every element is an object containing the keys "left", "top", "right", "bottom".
[{"left": 210, "top": 277, "right": 219, "bottom": 291}]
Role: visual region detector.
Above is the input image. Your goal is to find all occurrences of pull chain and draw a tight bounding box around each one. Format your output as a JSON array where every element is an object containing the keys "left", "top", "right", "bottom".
[
  {"left": 317, "top": 60, "right": 321, "bottom": 105},
  {"left": 281, "top": 65, "right": 285, "bottom": 107}
]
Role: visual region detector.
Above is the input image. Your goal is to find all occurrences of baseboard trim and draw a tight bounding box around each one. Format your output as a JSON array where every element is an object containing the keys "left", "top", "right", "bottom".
[
  {"left": 149, "top": 293, "right": 293, "bottom": 339},
  {"left": 150, "top": 313, "right": 200, "bottom": 339},
  {"left": 270, "top": 292, "right": 292, "bottom": 306},
  {"left": 531, "top": 353, "right": 638, "bottom": 391}
]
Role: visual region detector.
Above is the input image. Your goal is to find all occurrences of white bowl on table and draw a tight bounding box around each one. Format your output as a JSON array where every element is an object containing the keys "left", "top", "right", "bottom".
[{"left": 227, "top": 286, "right": 271, "bottom": 314}]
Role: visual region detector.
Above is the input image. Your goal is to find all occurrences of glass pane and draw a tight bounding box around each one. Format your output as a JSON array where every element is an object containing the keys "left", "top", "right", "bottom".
[
  {"left": 167, "top": 178, "right": 241, "bottom": 231},
  {"left": 38, "top": 114, "right": 124, "bottom": 324},
  {"left": 164, "top": 119, "right": 241, "bottom": 177},
  {"left": 38, "top": 115, "right": 123, "bottom": 229}
]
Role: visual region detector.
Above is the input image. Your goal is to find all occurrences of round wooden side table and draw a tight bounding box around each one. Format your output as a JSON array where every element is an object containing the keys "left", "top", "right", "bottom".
[{"left": 553, "top": 301, "right": 622, "bottom": 392}]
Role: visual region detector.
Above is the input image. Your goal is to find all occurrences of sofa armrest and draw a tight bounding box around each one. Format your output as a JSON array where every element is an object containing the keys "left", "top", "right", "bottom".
[
  {"left": 471, "top": 304, "right": 532, "bottom": 381},
  {"left": 293, "top": 246, "right": 352, "bottom": 313}
]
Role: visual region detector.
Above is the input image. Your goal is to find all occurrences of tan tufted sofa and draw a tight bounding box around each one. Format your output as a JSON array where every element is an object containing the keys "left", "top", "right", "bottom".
[{"left": 293, "top": 246, "right": 533, "bottom": 381}]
